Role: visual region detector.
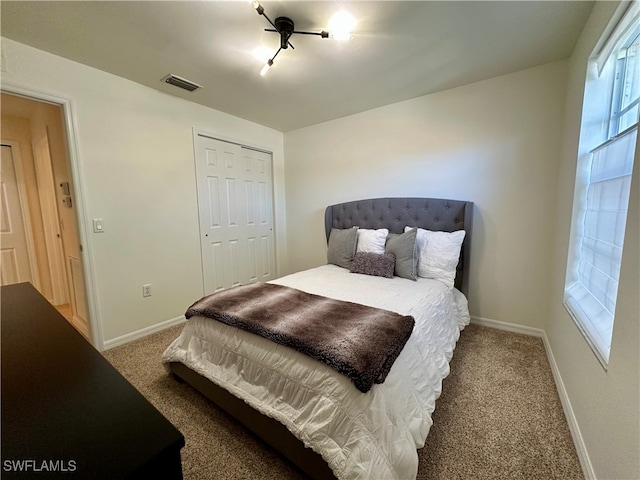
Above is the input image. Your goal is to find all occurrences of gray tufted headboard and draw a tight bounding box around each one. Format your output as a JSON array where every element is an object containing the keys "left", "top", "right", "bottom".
[{"left": 325, "top": 197, "right": 473, "bottom": 295}]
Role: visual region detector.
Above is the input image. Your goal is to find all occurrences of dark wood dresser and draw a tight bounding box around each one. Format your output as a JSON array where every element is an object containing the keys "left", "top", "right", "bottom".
[{"left": 1, "top": 282, "right": 185, "bottom": 479}]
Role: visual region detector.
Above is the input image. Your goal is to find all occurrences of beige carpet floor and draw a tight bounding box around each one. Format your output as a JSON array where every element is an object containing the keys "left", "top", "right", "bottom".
[{"left": 103, "top": 323, "right": 583, "bottom": 480}]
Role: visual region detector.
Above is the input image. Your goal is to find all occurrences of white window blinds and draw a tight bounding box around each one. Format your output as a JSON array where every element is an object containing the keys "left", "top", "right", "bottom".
[{"left": 565, "top": 127, "right": 637, "bottom": 360}]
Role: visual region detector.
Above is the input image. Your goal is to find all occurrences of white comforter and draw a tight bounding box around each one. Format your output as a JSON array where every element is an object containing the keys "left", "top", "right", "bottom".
[{"left": 162, "top": 265, "right": 469, "bottom": 480}]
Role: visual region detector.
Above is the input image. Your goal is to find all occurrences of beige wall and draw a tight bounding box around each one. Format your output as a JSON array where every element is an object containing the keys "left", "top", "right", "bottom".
[
  {"left": 1, "top": 38, "right": 287, "bottom": 346},
  {"left": 548, "top": 2, "right": 640, "bottom": 478},
  {"left": 284, "top": 61, "right": 568, "bottom": 329}
]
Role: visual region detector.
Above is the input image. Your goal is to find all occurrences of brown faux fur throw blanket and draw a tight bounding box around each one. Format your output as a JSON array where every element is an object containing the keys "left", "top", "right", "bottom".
[{"left": 185, "top": 282, "right": 415, "bottom": 393}]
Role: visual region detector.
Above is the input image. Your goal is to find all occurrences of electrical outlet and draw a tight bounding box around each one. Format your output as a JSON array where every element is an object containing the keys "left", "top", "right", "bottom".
[{"left": 142, "top": 284, "right": 152, "bottom": 297}]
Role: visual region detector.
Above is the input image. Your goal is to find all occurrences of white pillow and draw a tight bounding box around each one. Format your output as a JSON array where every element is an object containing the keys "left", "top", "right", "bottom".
[
  {"left": 405, "top": 227, "right": 465, "bottom": 289},
  {"left": 356, "top": 228, "right": 389, "bottom": 254}
]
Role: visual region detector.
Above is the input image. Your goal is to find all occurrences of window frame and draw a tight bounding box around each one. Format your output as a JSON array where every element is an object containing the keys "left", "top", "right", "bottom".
[
  {"left": 609, "top": 29, "right": 640, "bottom": 137},
  {"left": 563, "top": 1, "right": 639, "bottom": 369}
]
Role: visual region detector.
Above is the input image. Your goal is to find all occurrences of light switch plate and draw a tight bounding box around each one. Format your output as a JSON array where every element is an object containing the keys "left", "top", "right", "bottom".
[{"left": 92, "top": 218, "right": 105, "bottom": 233}]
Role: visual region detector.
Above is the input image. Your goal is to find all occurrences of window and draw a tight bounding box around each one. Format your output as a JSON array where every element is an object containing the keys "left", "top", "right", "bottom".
[
  {"left": 564, "top": 2, "right": 639, "bottom": 367},
  {"left": 611, "top": 29, "right": 639, "bottom": 135}
]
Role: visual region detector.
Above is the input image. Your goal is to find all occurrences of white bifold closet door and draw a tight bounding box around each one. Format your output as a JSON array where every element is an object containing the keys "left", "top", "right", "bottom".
[{"left": 194, "top": 134, "right": 275, "bottom": 295}]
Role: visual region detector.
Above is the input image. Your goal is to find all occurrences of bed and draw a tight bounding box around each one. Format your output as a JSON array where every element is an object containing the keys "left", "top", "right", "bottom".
[{"left": 163, "top": 197, "right": 473, "bottom": 480}]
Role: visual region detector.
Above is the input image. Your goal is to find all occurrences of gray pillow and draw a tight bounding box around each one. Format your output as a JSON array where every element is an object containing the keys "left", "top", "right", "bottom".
[
  {"left": 385, "top": 228, "right": 418, "bottom": 280},
  {"left": 327, "top": 227, "right": 358, "bottom": 269},
  {"left": 350, "top": 252, "right": 396, "bottom": 278}
]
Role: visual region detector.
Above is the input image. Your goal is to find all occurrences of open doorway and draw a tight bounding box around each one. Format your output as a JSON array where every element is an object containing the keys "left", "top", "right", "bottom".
[{"left": 1, "top": 92, "right": 90, "bottom": 339}]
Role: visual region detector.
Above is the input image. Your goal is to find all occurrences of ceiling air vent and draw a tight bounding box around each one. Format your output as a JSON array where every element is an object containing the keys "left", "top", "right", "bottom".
[{"left": 162, "top": 74, "right": 202, "bottom": 92}]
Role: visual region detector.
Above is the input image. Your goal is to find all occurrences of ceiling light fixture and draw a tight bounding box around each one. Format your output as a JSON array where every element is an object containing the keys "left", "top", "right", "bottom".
[{"left": 250, "top": 0, "right": 353, "bottom": 76}]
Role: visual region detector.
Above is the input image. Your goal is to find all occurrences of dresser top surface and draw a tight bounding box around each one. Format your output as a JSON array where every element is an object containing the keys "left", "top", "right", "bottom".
[{"left": 1, "top": 282, "right": 184, "bottom": 478}]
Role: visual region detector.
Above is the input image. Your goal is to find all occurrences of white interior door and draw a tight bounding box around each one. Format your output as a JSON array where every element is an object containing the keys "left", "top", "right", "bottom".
[
  {"left": 195, "top": 134, "right": 275, "bottom": 295},
  {"left": 0, "top": 145, "right": 33, "bottom": 285}
]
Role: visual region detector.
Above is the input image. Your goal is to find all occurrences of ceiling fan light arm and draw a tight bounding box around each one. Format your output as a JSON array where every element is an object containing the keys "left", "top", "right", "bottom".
[
  {"left": 261, "top": 12, "right": 278, "bottom": 31},
  {"left": 291, "top": 30, "right": 329, "bottom": 38},
  {"left": 270, "top": 46, "right": 283, "bottom": 62}
]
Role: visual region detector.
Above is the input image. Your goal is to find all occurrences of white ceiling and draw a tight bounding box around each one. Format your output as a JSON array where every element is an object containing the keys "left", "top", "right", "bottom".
[{"left": 1, "top": 1, "right": 594, "bottom": 132}]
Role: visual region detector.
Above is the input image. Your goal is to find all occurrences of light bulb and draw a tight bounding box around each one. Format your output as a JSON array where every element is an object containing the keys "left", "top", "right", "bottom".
[
  {"left": 260, "top": 60, "right": 273, "bottom": 76},
  {"left": 330, "top": 31, "right": 352, "bottom": 42},
  {"left": 328, "top": 11, "right": 355, "bottom": 42},
  {"left": 250, "top": 0, "right": 264, "bottom": 15}
]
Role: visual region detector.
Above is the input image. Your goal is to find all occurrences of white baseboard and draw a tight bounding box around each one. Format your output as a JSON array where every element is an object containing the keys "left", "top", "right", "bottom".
[
  {"left": 470, "top": 315, "right": 594, "bottom": 479},
  {"left": 471, "top": 315, "right": 545, "bottom": 337},
  {"left": 102, "top": 315, "right": 186, "bottom": 351},
  {"left": 541, "top": 331, "right": 595, "bottom": 479}
]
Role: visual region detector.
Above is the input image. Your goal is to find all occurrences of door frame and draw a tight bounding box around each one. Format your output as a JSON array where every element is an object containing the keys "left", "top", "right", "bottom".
[
  {"left": 2, "top": 82, "right": 102, "bottom": 348},
  {"left": 1, "top": 141, "right": 41, "bottom": 287},
  {"left": 31, "top": 126, "right": 69, "bottom": 305}
]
